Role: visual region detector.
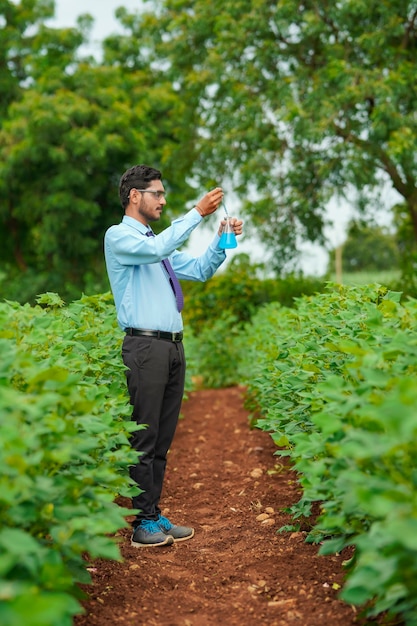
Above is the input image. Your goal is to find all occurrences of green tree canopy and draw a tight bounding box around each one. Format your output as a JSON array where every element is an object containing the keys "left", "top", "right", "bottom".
[
  {"left": 2, "top": 1, "right": 417, "bottom": 301},
  {"left": 0, "top": 1, "right": 201, "bottom": 302},
  {"left": 127, "top": 0, "right": 417, "bottom": 271},
  {"left": 0, "top": 0, "right": 89, "bottom": 118}
]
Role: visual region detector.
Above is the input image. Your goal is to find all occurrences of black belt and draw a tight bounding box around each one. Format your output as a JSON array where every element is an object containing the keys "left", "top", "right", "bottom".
[{"left": 125, "top": 328, "right": 183, "bottom": 342}]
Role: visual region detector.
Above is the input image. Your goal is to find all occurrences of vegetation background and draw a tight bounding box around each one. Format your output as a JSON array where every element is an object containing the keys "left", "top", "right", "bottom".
[{"left": 1, "top": 0, "right": 417, "bottom": 305}]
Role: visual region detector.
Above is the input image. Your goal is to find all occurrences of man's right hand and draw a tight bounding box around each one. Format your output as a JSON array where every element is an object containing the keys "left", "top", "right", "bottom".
[{"left": 195, "top": 187, "right": 223, "bottom": 217}]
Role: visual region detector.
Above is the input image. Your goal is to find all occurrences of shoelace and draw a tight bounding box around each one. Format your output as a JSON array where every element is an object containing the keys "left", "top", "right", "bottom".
[
  {"left": 157, "top": 515, "right": 173, "bottom": 531},
  {"left": 140, "top": 519, "right": 162, "bottom": 534}
]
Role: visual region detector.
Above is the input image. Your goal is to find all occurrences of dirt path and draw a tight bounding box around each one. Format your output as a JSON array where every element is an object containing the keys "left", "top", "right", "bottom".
[{"left": 74, "top": 387, "right": 363, "bottom": 626}]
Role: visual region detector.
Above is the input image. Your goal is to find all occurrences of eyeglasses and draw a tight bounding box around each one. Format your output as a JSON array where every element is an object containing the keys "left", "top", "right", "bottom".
[{"left": 132, "top": 188, "right": 167, "bottom": 200}]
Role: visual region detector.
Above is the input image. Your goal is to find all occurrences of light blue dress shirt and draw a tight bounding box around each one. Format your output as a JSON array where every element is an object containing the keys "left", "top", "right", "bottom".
[{"left": 104, "top": 208, "right": 226, "bottom": 332}]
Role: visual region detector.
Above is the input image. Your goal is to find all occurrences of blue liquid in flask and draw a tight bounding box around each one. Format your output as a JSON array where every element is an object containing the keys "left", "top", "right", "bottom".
[{"left": 219, "top": 231, "right": 237, "bottom": 249}]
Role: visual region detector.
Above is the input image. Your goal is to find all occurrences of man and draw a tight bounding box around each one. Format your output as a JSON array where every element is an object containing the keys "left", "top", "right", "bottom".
[{"left": 104, "top": 164, "right": 243, "bottom": 548}]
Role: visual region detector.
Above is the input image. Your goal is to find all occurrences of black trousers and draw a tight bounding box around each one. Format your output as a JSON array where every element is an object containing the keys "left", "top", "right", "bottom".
[{"left": 122, "top": 334, "right": 186, "bottom": 524}]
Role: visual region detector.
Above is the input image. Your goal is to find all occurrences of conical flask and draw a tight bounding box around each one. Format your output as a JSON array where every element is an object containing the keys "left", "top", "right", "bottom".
[{"left": 219, "top": 217, "right": 238, "bottom": 249}]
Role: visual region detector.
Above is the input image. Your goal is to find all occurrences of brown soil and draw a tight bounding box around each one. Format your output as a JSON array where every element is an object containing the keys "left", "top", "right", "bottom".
[{"left": 74, "top": 387, "right": 372, "bottom": 626}]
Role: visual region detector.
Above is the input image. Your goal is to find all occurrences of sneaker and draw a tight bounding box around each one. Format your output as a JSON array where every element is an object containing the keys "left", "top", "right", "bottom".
[
  {"left": 157, "top": 514, "right": 195, "bottom": 542},
  {"left": 131, "top": 519, "right": 174, "bottom": 548}
]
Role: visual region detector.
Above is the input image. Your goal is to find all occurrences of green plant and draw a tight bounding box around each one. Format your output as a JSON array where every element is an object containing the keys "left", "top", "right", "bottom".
[
  {"left": 0, "top": 293, "right": 138, "bottom": 626},
  {"left": 184, "top": 313, "right": 243, "bottom": 389},
  {"left": 241, "top": 283, "right": 417, "bottom": 624}
]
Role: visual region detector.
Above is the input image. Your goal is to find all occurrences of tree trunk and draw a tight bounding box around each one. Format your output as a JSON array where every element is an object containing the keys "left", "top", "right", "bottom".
[
  {"left": 408, "top": 194, "right": 417, "bottom": 244},
  {"left": 9, "top": 214, "right": 27, "bottom": 271},
  {"left": 335, "top": 245, "right": 343, "bottom": 284}
]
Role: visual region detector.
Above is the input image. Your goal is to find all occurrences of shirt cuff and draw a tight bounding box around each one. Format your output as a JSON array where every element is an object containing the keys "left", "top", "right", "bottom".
[{"left": 191, "top": 207, "right": 204, "bottom": 222}]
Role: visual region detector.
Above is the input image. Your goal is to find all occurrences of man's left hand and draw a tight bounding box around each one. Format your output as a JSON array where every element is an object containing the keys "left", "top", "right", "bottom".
[{"left": 218, "top": 217, "right": 244, "bottom": 237}]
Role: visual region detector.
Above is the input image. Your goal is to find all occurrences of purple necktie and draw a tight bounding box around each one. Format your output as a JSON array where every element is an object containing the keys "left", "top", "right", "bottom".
[{"left": 146, "top": 230, "right": 184, "bottom": 312}]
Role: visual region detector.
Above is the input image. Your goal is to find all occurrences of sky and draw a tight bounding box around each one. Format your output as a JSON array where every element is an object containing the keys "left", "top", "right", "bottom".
[
  {"left": 51, "top": 0, "right": 144, "bottom": 52},
  {"left": 49, "top": 1, "right": 397, "bottom": 275}
]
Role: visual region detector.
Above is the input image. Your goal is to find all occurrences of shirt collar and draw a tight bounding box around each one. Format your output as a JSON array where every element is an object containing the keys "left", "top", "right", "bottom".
[{"left": 122, "top": 215, "right": 149, "bottom": 235}]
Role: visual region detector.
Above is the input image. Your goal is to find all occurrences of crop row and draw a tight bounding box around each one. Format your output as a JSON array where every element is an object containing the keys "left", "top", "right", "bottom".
[
  {"left": 241, "top": 284, "right": 417, "bottom": 624},
  {"left": 0, "top": 293, "right": 137, "bottom": 626}
]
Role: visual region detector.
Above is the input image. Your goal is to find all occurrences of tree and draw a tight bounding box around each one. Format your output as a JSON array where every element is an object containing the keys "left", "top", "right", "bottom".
[
  {"left": 327, "top": 220, "right": 400, "bottom": 273},
  {"left": 0, "top": 0, "right": 89, "bottom": 119},
  {"left": 126, "top": 0, "right": 417, "bottom": 271},
  {"left": 0, "top": 1, "right": 201, "bottom": 302},
  {"left": 0, "top": 63, "right": 196, "bottom": 299}
]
